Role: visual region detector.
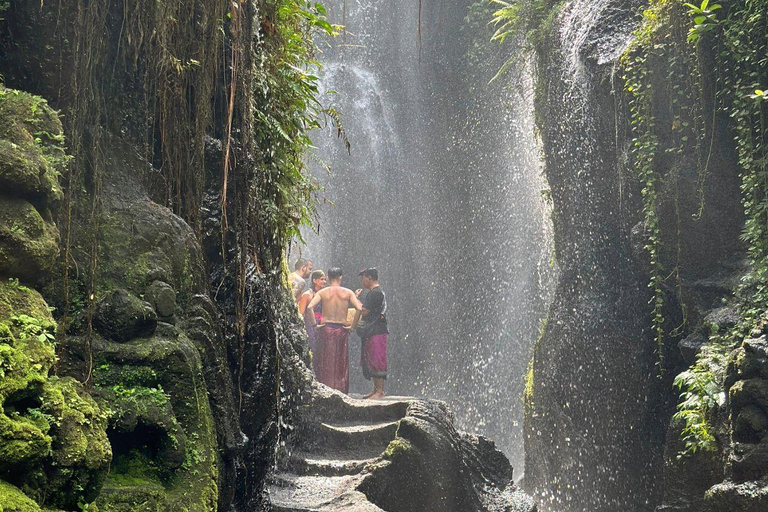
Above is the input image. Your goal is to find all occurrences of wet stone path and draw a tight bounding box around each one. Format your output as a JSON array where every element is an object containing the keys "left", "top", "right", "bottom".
[{"left": 268, "top": 389, "right": 413, "bottom": 512}]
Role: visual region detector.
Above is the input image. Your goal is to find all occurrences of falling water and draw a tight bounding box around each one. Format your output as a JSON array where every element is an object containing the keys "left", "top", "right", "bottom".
[{"left": 297, "top": 0, "right": 554, "bottom": 471}]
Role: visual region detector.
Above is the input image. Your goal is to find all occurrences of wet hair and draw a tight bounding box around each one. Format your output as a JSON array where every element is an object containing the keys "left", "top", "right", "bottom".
[
  {"left": 310, "top": 270, "right": 326, "bottom": 284},
  {"left": 294, "top": 258, "right": 310, "bottom": 271},
  {"left": 327, "top": 267, "right": 343, "bottom": 281},
  {"left": 361, "top": 268, "right": 378, "bottom": 281}
]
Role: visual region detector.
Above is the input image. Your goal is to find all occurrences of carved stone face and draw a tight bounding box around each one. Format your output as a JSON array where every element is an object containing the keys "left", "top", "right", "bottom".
[{"left": 52, "top": 138, "right": 222, "bottom": 511}]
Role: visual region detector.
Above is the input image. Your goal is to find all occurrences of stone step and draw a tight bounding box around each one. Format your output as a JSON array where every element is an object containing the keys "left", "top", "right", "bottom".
[
  {"left": 285, "top": 452, "right": 378, "bottom": 477},
  {"left": 310, "top": 420, "right": 399, "bottom": 457},
  {"left": 268, "top": 473, "right": 363, "bottom": 511},
  {"left": 309, "top": 389, "right": 411, "bottom": 424}
]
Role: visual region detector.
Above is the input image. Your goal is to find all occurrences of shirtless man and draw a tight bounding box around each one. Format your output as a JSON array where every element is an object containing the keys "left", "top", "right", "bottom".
[
  {"left": 308, "top": 268, "right": 362, "bottom": 394},
  {"left": 288, "top": 258, "right": 312, "bottom": 302}
]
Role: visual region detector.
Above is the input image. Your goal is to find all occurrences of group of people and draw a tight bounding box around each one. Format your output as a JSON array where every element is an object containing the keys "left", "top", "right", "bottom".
[{"left": 289, "top": 258, "right": 388, "bottom": 399}]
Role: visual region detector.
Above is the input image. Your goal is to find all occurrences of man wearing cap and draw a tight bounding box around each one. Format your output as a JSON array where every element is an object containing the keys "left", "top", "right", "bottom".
[
  {"left": 308, "top": 267, "right": 362, "bottom": 394},
  {"left": 355, "top": 268, "right": 388, "bottom": 399}
]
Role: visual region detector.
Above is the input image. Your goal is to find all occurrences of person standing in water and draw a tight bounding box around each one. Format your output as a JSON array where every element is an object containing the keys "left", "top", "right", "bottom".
[
  {"left": 308, "top": 268, "right": 362, "bottom": 394},
  {"left": 298, "top": 270, "right": 326, "bottom": 352},
  {"left": 288, "top": 258, "right": 312, "bottom": 302},
  {"left": 355, "top": 268, "right": 388, "bottom": 399}
]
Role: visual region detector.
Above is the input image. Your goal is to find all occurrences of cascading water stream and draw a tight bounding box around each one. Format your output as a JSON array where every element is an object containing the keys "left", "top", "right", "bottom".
[{"left": 297, "top": 0, "right": 554, "bottom": 471}]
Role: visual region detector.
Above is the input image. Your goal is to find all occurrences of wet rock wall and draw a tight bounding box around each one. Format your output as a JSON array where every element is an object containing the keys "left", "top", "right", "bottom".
[
  {"left": 0, "top": 1, "right": 311, "bottom": 510},
  {"left": 524, "top": 0, "right": 753, "bottom": 510}
]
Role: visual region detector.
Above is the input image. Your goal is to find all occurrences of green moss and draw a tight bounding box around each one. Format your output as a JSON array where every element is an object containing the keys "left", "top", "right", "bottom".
[
  {"left": 0, "top": 279, "right": 110, "bottom": 509},
  {"left": 524, "top": 360, "right": 535, "bottom": 409},
  {"left": 0, "top": 480, "right": 41, "bottom": 512},
  {"left": 93, "top": 334, "right": 218, "bottom": 512},
  {"left": 382, "top": 438, "right": 414, "bottom": 461},
  {"left": 0, "top": 197, "right": 60, "bottom": 282},
  {"left": 0, "top": 86, "right": 66, "bottom": 204}
]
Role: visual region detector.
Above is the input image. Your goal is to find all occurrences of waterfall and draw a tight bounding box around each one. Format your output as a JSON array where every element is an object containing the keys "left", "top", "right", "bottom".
[{"left": 298, "top": 0, "right": 554, "bottom": 471}]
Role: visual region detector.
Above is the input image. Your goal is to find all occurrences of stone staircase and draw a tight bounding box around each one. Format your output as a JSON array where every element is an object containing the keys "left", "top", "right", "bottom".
[{"left": 268, "top": 388, "right": 412, "bottom": 512}]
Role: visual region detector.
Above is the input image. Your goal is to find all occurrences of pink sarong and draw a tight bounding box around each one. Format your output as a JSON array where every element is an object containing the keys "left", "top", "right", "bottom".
[
  {"left": 313, "top": 323, "right": 349, "bottom": 394},
  {"left": 362, "top": 333, "right": 387, "bottom": 380}
]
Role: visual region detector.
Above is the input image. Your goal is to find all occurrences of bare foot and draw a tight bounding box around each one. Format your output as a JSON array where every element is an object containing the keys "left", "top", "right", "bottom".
[
  {"left": 368, "top": 391, "right": 386, "bottom": 400},
  {"left": 362, "top": 390, "right": 375, "bottom": 399}
]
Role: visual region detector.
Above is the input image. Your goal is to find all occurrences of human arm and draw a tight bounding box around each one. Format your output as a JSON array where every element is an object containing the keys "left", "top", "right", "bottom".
[
  {"left": 307, "top": 292, "right": 323, "bottom": 326},
  {"left": 288, "top": 274, "right": 304, "bottom": 301},
  {"left": 298, "top": 292, "right": 311, "bottom": 315},
  {"left": 349, "top": 309, "right": 362, "bottom": 330},
  {"left": 350, "top": 292, "right": 363, "bottom": 312}
]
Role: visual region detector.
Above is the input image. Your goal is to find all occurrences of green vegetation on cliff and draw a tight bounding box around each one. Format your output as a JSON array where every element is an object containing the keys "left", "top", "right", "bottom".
[
  {"left": 620, "top": 0, "right": 768, "bottom": 456},
  {"left": 1, "top": 0, "right": 334, "bottom": 508}
]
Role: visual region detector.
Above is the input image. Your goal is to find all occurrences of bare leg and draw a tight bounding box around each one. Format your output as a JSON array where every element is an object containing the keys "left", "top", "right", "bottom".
[{"left": 368, "top": 378, "right": 385, "bottom": 400}]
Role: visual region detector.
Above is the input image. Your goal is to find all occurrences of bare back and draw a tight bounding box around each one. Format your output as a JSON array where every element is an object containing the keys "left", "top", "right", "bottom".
[{"left": 310, "top": 285, "right": 361, "bottom": 324}]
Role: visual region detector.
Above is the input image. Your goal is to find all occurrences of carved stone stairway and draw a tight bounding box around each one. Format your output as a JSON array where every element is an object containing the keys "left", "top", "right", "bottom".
[
  {"left": 267, "top": 383, "right": 536, "bottom": 512},
  {"left": 268, "top": 388, "right": 411, "bottom": 512}
]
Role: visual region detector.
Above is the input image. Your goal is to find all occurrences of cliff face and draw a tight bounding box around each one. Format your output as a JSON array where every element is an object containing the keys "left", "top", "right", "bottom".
[
  {"left": 524, "top": 1, "right": 664, "bottom": 509},
  {"left": 0, "top": 1, "right": 311, "bottom": 510},
  {"left": 525, "top": 0, "right": 761, "bottom": 510}
]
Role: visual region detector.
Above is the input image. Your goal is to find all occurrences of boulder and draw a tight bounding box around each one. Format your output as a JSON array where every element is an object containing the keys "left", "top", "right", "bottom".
[
  {"left": 145, "top": 281, "right": 177, "bottom": 319},
  {"left": 0, "top": 196, "right": 59, "bottom": 282},
  {"left": 359, "top": 399, "right": 535, "bottom": 512},
  {"left": 93, "top": 289, "right": 157, "bottom": 342},
  {"left": 705, "top": 307, "right": 741, "bottom": 333},
  {"left": 0, "top": 281, "right": 111, "bottom": 509},
  {"left": 0, "top": 86, "right": 65, "bottom": 206},
  {"left": 705, "top": 479, "right": 768, "bottom": 512},
  {"left": 679, "top": 332, "right": 707, "bottom": 366},
  {"left": 0, "top": 480, "right": 41, "bottom": 512}
]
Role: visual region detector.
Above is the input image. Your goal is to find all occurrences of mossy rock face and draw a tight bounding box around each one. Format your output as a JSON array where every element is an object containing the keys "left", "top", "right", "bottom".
[
  {"left": 144, "top": 281, "right": 176, "bottom": 320},
  {"left": 0, "top": 281, "right": 56, "bottom": 471},
  {"left": 93, "top": 289, "right": 157, "bottom": 342},
  {"left": 86, "top": 330, "right": 218, "bottom": 512},
  {"left": 0, "top": 480, "right": 41, "bottom": 512},
  {"left": 35, "top": 377, "right": 111, "bottom": 509},
  {"left": 85, "top": 136, "right": 206, "bottom": 307},
  {"left": 0, "top": 86, "right": 65, "bottom": 207},
  {"left": 0, "top": 281, "right": 111, "bottom": 509},
  {"left": 0, "top": 139, "right": 61, "bottom": 207},
  {"left": 0, "top": 86, "right": 65, "bottom": 285},
  {"left": 0, "top": 196, "right": 60, "bottom": 283}
]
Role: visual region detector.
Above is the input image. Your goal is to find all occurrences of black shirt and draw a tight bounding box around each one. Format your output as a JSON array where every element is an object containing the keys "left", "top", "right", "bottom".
[{"left": 361, "top": 286, "right": 388, "bottom": 336}]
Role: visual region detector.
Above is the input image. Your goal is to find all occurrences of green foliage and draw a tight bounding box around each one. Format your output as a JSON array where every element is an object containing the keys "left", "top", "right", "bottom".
[
  {"left": 717, "top": 0, "right": 768, "bottom": 324},
  {"left": 488, "top": 0, "right": 564, "bottom": 81},
  {"left": 252, "top": 0, "right": 343, "bottom": 249},
  {"left": 654, "top": 0, "right": 768, "bottom": 456},
  {"left": 672, "top": 340, "right": 728, "bottom": 456},
  {"left": 9, "top": 314, "right": 56, "bottom": 344},
  {"left": 490, "top": 0, "right": 555, "bottom": 44},
  {"left": 622, "top": 1, "right": 686, "bottom": 372},
  {"left": 683, "top": 0, "right": 722, "bottom": 43}
]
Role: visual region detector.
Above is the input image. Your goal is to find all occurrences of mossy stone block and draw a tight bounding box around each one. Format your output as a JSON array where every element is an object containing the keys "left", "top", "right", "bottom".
[
  {"left": 0, "top": 86, "right": 65, "bottom": 208},
  {"left": 93, "top": 289, "right": 157, "bottom": 342},
  {"left": 0, "top": 197, "right": 59, "bottom": 283},
  {"left": 144, "top": 281, "right": 176, "bottom": 319},
  {"left": 0, "top": 480, "right": 41, "bottom": 512},
  {"left": 37, "top": 377, "right": 111, "bottom": 509}
]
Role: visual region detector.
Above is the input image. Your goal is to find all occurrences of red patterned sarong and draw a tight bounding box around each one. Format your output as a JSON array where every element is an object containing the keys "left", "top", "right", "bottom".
[
  {"left": 362, "top": 333, "right": 387, "bottom": 380},
  {"left": 313, "top": 323, "right": 349, "bottom": 394}
]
